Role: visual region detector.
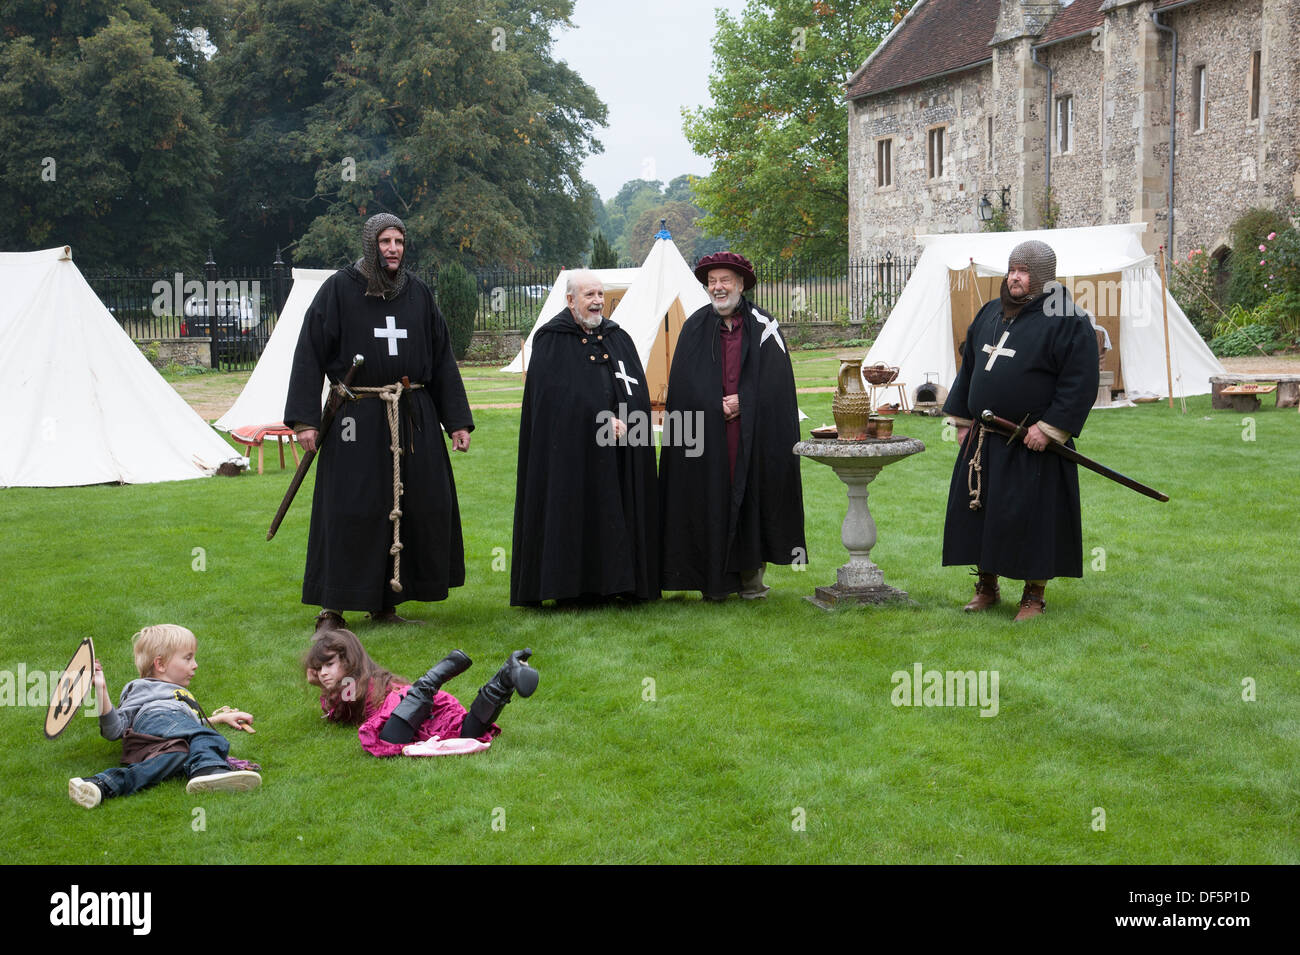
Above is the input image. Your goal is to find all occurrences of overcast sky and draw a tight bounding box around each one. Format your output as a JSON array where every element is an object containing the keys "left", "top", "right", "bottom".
[{"left": 550, "top": 0, "right": 750, "bottom": 201}]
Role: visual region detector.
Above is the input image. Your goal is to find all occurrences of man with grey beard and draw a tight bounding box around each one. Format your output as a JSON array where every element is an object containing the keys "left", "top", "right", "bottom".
[
  {"left": 510, "top": 270, "right": 660, "bottom": 605},
  {"left": 659, "top": 252, "right": 805, "bottom": 601}
]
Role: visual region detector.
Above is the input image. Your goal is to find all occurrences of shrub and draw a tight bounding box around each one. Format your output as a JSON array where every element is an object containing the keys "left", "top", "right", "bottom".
[
  {"left": 1225, "top": 206, "right": 1293, "bottom": 310},
  {"left": 1168, "top": 248, "right": 1223, "bottom": 341},
  {"left": 436, "top": 262, "right": 478, "bottom": 360}
]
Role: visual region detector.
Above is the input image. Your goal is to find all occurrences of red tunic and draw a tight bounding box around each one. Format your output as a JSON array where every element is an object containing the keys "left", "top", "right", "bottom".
[{"left": 719, "top": 316, "right": 744, "bottom": 480}]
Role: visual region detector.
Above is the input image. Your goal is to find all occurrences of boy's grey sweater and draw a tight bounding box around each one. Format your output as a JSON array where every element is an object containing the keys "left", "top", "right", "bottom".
[{"left": 99, "top": 678, "right": 204, "bottom": 740}]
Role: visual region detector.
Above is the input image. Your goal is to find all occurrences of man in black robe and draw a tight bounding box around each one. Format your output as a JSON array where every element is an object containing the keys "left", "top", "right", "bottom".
[
  {"left": 659, "top": 251, "right": 805, "bottom": 600},
  {"left": 510, "top": 269, "right": 659, "bottom": 605},
  {"left": 942, "top": 239, "right": 1099, "bottom": 621},
  {"left": 285, "top": 213, "right": 473, "bottom": 627}
]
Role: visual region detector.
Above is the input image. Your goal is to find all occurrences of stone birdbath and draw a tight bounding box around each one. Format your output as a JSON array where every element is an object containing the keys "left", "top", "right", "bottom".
[{"left": 794, "top": 435, "right": 926, "bottom": 610}]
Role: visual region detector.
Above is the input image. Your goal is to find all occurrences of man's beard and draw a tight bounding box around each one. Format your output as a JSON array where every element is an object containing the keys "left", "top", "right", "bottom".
[
  {"left": 580, "top": 313, "right": 602, "bottom": 330},
  {"left": 712, "top": 289, "right": 741, "bottom": 316}
]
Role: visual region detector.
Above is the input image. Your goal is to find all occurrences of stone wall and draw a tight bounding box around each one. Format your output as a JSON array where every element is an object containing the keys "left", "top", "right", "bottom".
[
  {"left": 1165, "top": 0, "right": 1268, "bottom": 256},
  {"left": 140, "top": 338, "right": 211, "bottom": 369},
  {"left": 847, "top": 0, "right": 1300, "bottom": 264},
  {"left": 848, "top": 68, "right": 993, "bottom": 257}
]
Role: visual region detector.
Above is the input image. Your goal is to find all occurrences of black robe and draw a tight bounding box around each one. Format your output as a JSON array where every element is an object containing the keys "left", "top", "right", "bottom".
[
  {"left": 942, "top": 286, "right": 1099, "bottom": 580},
  {"left": 284, "top": 266, "right": 473, "bottom": 611},
  {"left": 659, "top": 297, "right": 805, "bottom": 596},
  {"left": 510, "top": 312, "right": 659, "bottom": 604}
]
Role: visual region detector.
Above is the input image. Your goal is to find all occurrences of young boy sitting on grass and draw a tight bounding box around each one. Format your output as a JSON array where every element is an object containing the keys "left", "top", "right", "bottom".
[{"left": 68, "top": 624, "right": 260, "bottom": 808}]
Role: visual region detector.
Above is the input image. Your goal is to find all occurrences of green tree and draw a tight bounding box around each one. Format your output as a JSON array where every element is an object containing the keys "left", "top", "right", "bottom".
[
  {"left": 208, "top": 0, "right": 367, "bottom": 264},
  {"left": 436, "top": 261, "right": 479, "bottom": 359},
  {"left": 590, "top": 230, "right": 618, "bottom": 269},
  {"left": 627, "top": 202, "right": 703, "bottom": 265},
  {"left": 0, "top": 10, "right": 220, "bottom": 268},
  {"left": 682, "top": 0, "right": 895, "bottom": 264},
  {"left": 290, "top": 0, "right": 606, "bottom": 268}
]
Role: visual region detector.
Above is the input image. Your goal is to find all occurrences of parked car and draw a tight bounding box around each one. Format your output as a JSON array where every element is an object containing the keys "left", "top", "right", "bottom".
[{"left": 179, "top": 296, "right": 265, "bottom": 363}]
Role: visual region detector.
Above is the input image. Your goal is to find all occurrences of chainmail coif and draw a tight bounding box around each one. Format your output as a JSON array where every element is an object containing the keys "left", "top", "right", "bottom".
[
  {"left": 1007, "top": 239, "right": 1057, "bottom": 298},
  {"left": 356, "top": 213, "right": 409, "bottom": 299}
]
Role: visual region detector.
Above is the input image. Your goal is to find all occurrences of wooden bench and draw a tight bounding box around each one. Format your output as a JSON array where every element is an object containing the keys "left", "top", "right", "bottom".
[{"left": 1209, "top": 374, "right": 1300, "bottom": 411}]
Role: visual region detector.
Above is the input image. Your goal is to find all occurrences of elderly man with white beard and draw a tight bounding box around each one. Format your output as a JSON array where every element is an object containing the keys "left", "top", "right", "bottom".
[
  {"left": 510, "top": 270, "right": 660, "bottom": 606},
  {"left": 658, "top": 252, "right": 805, "bottom": 601}
]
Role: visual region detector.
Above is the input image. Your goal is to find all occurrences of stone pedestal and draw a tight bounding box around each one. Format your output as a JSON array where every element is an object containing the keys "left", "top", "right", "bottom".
[{"left": 795, "top": 436, "right": 926, "bottom": 610}]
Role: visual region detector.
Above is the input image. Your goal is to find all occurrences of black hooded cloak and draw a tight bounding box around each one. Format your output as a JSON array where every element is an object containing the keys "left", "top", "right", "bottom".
[
  {"left": 284, "top": 265, "right": 473, "bottom": 611},
  {"left": 510, "top": 312, "right": 659, "bottom": 604},
  {"left": 659, "top": 297, "right": 805, "bottom": 597}
]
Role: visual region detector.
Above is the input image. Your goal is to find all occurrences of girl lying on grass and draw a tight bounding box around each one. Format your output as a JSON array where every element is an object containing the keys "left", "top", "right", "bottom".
[{"left": 304, "top": 629, "right": 538, "bottom": 757}]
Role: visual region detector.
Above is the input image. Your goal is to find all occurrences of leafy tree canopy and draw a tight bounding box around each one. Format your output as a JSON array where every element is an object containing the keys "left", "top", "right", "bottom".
[{"left": 682, "top": 0, "right": 896, "bottom": 265}]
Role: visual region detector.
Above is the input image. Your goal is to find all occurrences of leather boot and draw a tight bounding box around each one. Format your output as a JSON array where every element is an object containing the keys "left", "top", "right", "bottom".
[
  {"left": 379, "top": 650, "right": 473, "bottom": 743},
  {"left": 460, "top": 649, "right": 539, "bottom": 739},
  {"left": 962, "top": 572, "right": 1000, "bottom": 612},
  {"left": 1013, "top": 583, "right": 1047, "bottom": 622},
  {"left": 314, "top": 610, "right": 347, "bottom": 632}
]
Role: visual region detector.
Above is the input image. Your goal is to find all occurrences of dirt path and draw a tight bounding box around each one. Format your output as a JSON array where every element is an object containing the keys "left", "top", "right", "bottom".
[{"left": 1218, "top": 355, "right": 1300, "bottom": 376}]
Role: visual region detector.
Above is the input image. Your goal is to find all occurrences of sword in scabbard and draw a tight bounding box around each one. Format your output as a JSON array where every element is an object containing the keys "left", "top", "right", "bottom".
[
  {"left": 266, "top": 354, "right": 365, "bottom": 541},
  {"left": 979, "top": 409, "right": 1170, "bottom": 503}
]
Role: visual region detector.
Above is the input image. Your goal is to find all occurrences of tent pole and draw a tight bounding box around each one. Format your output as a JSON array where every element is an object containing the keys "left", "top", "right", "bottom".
[{"left": 1158, "top": 246, "right": 1173, "bottom": 409}]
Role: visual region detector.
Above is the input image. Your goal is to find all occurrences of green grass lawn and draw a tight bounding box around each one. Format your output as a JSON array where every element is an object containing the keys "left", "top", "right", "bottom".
[{"left": 2, "top": 364, "right": 1297, "bottom": 864}]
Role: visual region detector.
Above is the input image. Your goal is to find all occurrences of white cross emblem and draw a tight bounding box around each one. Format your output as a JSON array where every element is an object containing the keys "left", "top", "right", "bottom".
[
  {"left": 982, "top": 330, "right": 1016, "bottom": 371},
  {"left": 755, "top": 309, "right": 786, "bottom": 352},
  {"left": 614, "top": 359, "right": 639, "bottom": 396},
  {"left": 374, "top": 315, "right": 407, "bottom": 356}
]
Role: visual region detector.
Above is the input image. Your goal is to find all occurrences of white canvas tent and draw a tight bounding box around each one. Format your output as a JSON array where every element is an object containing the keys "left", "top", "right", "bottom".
[
  {"left": 214, "top": 268, "right": 334, "bottom": 432},
  {"left": 0, "top": 246, "right": 245, "bottom": 487},
  {"left": 865, "top": 223, "right": 1224, "bottom": 401},
  {"left": 502, "top": 238, "right": 711, "bottom": 406}
]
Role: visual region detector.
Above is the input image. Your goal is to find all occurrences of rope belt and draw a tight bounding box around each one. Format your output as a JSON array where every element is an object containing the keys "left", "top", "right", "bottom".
[
  {"left": 966, "top": 424, "right": 987, "bottom": 511},
  {"left": 336, "top": 380, "right": 424, "bottom": 593}
]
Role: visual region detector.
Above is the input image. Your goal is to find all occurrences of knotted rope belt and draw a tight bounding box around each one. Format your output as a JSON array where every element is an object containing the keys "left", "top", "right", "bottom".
[
  {"left": 336, "top": 379, "right": 424, "bottom": 593},
  {"left": 966, "top": 423, "right": 987, "bottom": 511}
]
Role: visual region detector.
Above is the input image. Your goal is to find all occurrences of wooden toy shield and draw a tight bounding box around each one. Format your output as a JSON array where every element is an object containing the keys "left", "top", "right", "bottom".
[{"left": 44, "top": 637, "right": 95, "bottom": 739}]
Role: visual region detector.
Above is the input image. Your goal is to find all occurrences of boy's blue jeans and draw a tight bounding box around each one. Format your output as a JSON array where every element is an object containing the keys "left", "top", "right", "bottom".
[{"left": 90, "top": 709, "right": 230, "bottom": 799}]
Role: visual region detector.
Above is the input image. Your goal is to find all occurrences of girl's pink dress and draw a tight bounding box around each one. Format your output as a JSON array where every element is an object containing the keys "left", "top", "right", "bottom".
[{"left": 323, "top": 686, "right": 500, "bottom": 758}]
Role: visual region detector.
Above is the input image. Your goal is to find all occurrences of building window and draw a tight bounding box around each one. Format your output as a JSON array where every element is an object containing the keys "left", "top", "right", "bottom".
[
  {"left": 1249, "top": 51, "right": 1261, "bottom": 121},
  {"left": 986, "top": 116, "right": 994, "bottom": 168},
  {"left": 877, "top": 138, "right": 893, "bottom": 188},
  {"left": 1192, "top": 65, "right": 1207, "bottom": 132},
  {"left": 927, "top": 126, "right": 945, "bottom": 179},
  {"left": 1055, "top": 95, "right": 1074, "bottom": 154}
]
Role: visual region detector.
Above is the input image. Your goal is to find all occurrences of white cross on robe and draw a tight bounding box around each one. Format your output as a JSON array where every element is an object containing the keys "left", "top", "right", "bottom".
[
  {"left": 374, "top": 315, "right": 407, "bottom": 356},
  {"left": 982, "top": 330, "right": 1016, "bottom": 371},
  {"left": 755, "top": 309, "right": 786, "bottom": 352},
  {"left": 614, "top": 359, "right": 639, "bottom": 396}
]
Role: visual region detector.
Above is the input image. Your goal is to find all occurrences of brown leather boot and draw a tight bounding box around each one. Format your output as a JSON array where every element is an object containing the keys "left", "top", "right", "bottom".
[
  {"left": 1013, "top": 583, "right": 1047, "bottom": 622},
  {"left": 314, "top": 610, "right": 347, "bottom": 632},
  {"left": 962, "top": 572, "right": 1000, "bottom": 612}
]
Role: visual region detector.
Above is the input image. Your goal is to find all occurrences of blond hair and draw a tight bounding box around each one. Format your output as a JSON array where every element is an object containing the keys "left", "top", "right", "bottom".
[{"left": 131, "top": 624, "right": 197, "bottom": 678}]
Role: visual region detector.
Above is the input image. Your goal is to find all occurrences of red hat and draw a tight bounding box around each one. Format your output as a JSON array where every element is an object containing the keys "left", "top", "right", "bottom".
[{"left": 694, "top": 251, "right": 756, "bottom": 291}]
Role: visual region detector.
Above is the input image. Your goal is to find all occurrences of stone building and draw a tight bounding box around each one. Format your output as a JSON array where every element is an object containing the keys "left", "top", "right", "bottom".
[{"left": 845, "top": 0, "right": 1300, "bottom": 263}]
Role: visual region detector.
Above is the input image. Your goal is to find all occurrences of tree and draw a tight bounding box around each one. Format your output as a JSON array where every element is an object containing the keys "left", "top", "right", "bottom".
[
  {"left": 0, "top": 6, "right": 221, "bottom": 268},
  {"left": 627, "top": 202, "right": 703, "bottom": 265},
  {"left": 289, "top": 0, "right": 607, "bottom": 268},
  {"left": 591, "top": 230, "right": 618, "bottom": 269},
  {"left": 436, "top": 262, "right": 479, "bottom": 359},
  {"left": 682, "top": 0, "right": 896, "bottom": 265}
]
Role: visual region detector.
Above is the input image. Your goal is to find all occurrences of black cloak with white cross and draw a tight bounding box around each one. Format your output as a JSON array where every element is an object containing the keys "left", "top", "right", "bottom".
[
  {"left": 284, "top": 265, "right": 473, "bottom": 611},
  {"left": 941, "top": 285, "right": 1099, "bottom": 580},
  {"left": 510, "top": 311, "right": 660, "bottom": 605},
  {"left": 659, "top": 297, "right": 806, "bottom": 597}
]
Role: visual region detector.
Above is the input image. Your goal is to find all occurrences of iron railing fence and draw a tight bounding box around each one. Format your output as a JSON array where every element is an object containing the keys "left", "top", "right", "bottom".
[{"left": 87, "top": 254, "right": 917, "bottom": 368}]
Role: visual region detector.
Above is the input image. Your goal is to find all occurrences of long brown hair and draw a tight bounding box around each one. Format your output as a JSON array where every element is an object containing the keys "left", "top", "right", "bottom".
[{"left": 304, "top": 629, "right": 408, "bottom": 724}]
